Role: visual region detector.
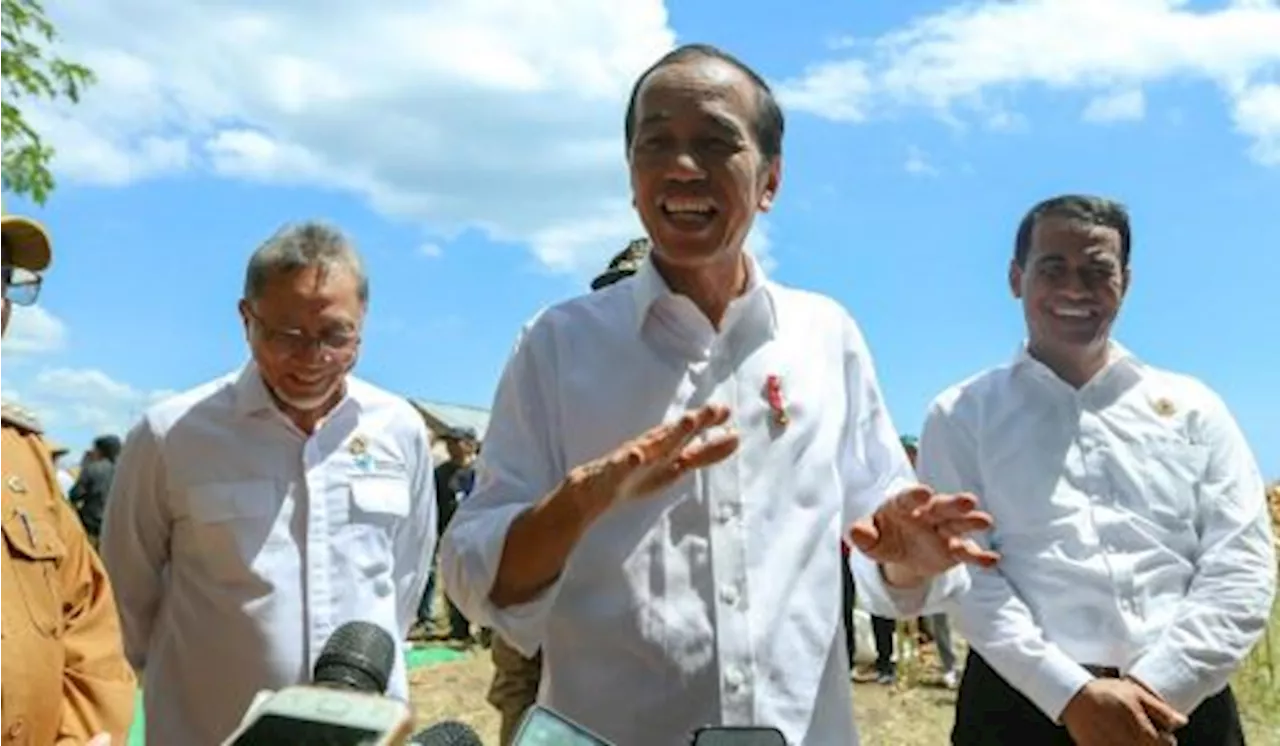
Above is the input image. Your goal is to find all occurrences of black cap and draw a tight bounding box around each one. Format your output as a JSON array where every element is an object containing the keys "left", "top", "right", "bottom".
[
  {"left": 590, "top": 237, "right": 651, "bottom": 291},
  {"left": 312, "top": 620, "right": 397, "bottom": 694}
]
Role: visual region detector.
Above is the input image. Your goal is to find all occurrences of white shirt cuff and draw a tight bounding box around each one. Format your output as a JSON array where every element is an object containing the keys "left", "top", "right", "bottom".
[
  {"left": 1016, "top": 646, "right": 1095, "bottom": 723},
  {"left": 440, "top": 503, "right": 564, "bottom": 656},
  {"left": 1127, "top": 649, "right": 1204, "bottom": 716}
]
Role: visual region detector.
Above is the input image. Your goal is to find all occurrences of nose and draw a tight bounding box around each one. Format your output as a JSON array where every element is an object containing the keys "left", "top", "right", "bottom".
[
  {"left": 666, "top": 148, "right": 706, "bottom": 182},
  {"left": 1060, "top": 268, "right": 1093, "bottom": 298}
]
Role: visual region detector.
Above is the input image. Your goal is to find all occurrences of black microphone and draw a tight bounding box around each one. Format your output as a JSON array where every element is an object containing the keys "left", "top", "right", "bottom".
[
  {"left": 406, "top": 721, "right": 484, "bottom": 745},
  {"left": 311, "top": 620, "right": 397, "bottom": 694}
]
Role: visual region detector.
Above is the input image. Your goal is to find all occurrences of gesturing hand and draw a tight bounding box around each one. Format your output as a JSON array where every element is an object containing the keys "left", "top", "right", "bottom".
[
  {"left": 1061, "top": 678, "right": 1186, "bottom": 746},
  {"left": 848, "top": 486, "right": 1000, "bottom": 585},
  {"left": 566, "top": 404, "right": 740, "bottom": 513}
]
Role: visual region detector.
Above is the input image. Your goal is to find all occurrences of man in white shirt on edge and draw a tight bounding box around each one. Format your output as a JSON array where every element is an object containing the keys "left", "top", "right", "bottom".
[
  {"left": 440, "top": 43, "right": 1000, "bottom": 746},
  {"left": 100, "top": 223, "right": 436, "bottom": 746},
  {"left": 918, "top": 194, "right": 1276, "bottom": 746}
]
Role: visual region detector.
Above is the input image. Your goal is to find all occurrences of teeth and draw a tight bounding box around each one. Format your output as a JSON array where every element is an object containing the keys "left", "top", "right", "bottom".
[
  {"left": 1052, "top": 307, "right": 1091, "bottom": 318},
  {"left": 663, "top": 198, "right": 714, "bottom": 214}
]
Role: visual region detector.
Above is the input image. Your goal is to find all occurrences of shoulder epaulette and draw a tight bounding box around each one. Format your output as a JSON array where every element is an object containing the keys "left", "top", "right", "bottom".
[{"left": 1, "top": 398, "right": 44, "bottom": 434}]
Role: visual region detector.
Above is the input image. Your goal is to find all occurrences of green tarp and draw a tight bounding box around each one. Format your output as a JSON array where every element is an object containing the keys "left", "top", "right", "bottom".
[{"left": 126, "top": 644, "right": 466, "bottom": 745}]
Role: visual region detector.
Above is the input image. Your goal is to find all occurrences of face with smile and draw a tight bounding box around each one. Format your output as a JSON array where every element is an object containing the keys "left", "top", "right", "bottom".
[
  {"left": 627, "top": 55, "right": 780, "bottom": 270},
  {"left": 239, "top": 263, "right": 364, "bottom": 417},
  {"left": 1011, "top": 215, "right": 1129, "bottom": 372}
]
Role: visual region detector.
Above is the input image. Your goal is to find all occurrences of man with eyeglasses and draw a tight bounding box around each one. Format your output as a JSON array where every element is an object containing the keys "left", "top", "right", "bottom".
[
  {"left": 99, "top": 222, "right": 437, "bottom": 746},
  {"left": 3, "top": 214, "right": 136, "bottom": 746}
]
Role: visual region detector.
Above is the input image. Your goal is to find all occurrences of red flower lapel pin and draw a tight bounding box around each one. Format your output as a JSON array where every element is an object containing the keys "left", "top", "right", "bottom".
[{"left": 765, "top": 374, "right": 789, "bottom": 428}]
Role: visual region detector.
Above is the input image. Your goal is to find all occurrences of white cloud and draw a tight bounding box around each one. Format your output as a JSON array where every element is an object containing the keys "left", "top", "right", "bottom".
[
  {"left": 418, "top": 243, "right": 444, "bottom": 259},
  {"left": 34, "top": 0, "right": 674, "bottom": 274},
  {"left": 1233, "top": 82, "right": 1280, "bottom": 164},
  {"left": 778, "top": 0, "right": 1280, "bottom": 165},
  {"left": 3, "top": 306, "right": 69, "bottom": 355},
  {"left": 904, "top": 146, "right": 940, "bottom": 176},
  {"left": 1082, "top": 90, "right": 1147, "bottom": 123},
  {"left": 9, "top": 366, "right": 175, "bottom": 443}
]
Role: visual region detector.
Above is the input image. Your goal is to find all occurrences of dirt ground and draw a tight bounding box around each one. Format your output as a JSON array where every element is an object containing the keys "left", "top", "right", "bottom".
[
  {"left": 409, "top": 643, "right": 1279, "bottom": 746},
  {"left": 409, "top": 648, "right": 962, "bottom": 745}
]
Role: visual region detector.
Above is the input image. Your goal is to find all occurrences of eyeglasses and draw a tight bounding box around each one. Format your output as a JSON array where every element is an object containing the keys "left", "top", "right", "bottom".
[
  {"left": 246, "top": 306, "right": 361, "bottom": 358},
  {"left": 1, "top": 265, "right": 42, "bottom": 307}
]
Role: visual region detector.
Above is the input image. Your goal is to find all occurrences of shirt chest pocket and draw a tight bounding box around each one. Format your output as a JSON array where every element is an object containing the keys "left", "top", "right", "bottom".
[
  {"left": 185, "top": 480, "right": 289, "bottom": 583},
  {"left": 2, "top": 506, "right": 68, "bottom": 639},
  {"left": 339, "top": 475, "right": 410, "bottom": 582},
  {"left": 1130, "top": 437, "right": 1209, "bottom": 529}
]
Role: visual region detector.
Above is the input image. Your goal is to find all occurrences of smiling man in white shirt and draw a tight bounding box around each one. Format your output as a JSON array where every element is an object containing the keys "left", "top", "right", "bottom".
[
  {"left": 100, "top": 222, "right": 436, "bottom": 746},
  {"left": 440, "top": 44, "right": 1000, "bottom": 746},
  {"left": 918, "top": 195, "right": 1276, "bottom": 746}
]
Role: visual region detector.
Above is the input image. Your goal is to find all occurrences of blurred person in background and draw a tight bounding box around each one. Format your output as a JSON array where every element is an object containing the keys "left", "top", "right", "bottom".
[
  {"left": 49, "top": 442, "right": 76, "bottom": 496},
  {"left": 2, "top": 213, "right": 135, "bottom": 746},
  {"left": 434, "top": 425, "right": 480, "bottom": 643},
  {"left": 901, "top": 434, "right": 959, "bottom": 690},
  {"left": 69, "top": 434, "right": 122, "bottom": 549}
]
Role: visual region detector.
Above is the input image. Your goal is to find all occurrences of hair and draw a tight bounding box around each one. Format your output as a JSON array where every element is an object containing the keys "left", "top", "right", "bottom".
[
  {"left": 624, "top": 43, "right": 785, "bottom": 161},
  {"left": 92, "top": 434, "right": 122, "bottom": 462},
  {"left": 1014, "top": 194, "right": 1131, "bottom": 269},
  {"left": 244, "top": 221, "right": 369, "bottom": 303}
]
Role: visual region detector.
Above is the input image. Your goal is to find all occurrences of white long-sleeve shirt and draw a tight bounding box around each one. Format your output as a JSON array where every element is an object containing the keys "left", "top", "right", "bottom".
[
  {"left": 917, "top": 344, "right": 1275, "bottom": 722},
  {"left": 440, "top": 255, "right": 967, "bottom": 746},
  {"left": 99, "top": 364, "right": 436, "bottom": 746}
]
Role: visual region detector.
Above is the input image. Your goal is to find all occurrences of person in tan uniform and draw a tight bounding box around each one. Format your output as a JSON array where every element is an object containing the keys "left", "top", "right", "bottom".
[
  {"left": 2, "top": 214, "right": 136, "bottom": 746},
  {"left": 485, "top": 237, "right": 651, "bottom": 745}
]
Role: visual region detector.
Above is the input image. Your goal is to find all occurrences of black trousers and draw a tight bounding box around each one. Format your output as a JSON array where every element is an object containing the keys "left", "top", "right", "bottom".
[
  {"left": 871, "top": 615, "right": 896, "bottom": 674},
  {"left": 841, "top": 555, "right": 857, "bottom": 669},
  {"left": 952, "top": 651, "right": 1247, "bottom": 746}
]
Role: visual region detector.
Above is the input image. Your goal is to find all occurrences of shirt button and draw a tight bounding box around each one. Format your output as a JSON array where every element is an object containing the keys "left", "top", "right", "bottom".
[
  {"left": 720, "top": 584, "right": 740, "bottom": 606},
  {"left": 725, "top": 667, "right": 744, "bottom": 689}
]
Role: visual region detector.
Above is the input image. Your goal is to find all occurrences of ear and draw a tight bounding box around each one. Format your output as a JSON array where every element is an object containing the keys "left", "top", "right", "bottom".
[
  {"left": 1120, "top": 265, "right": 1132, "bottom": 298},
  {"left": 237, "top": 299, "right": 253, "bottom": 338},
  {"left": 757, "top": 157, "right": 782, "bottom": 212},
  {"left": 1008, "top": 259, "right": 1024, "bottom": 299}
]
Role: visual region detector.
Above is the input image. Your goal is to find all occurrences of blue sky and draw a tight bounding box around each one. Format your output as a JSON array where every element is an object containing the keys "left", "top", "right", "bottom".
[{"left": 2, "top": 0, "right": 1277, "bottom": 477}]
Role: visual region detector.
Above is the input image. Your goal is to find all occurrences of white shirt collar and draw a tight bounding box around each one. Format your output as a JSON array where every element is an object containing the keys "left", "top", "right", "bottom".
[
  {"left": 1011, "top": 340, "right": 1141, "bottom": 390},
  {"left": 629, "top": 250, "right": 776, "bottom": 335}
]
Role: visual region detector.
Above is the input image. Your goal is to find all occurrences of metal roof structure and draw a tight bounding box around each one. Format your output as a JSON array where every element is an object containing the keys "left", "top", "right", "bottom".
[{"left": 408, "top": 399, "right": 491, "bottom": 440}]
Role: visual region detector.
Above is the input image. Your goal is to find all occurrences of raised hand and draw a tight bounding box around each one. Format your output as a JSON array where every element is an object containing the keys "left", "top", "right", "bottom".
[
  {"left": 848, "top": 486, "right": 1000, "bottom": 585},
  {"left": 488, "top": 404, "right": 741, "bottom": 607},
  {"left": 565, "top": 404, "right": 740, "bottom": 511}
]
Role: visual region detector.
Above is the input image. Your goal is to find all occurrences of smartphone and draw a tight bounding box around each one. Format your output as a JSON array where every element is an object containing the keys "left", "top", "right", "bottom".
[
  {"left": 222, "top": 685, "right": 412, "bottom": 746},
  {"left": 690, "top": 726, "right": 788, "bottom": 746},
  {"left": 511, "top": 704, "right": 612, "bottom": 746}
]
